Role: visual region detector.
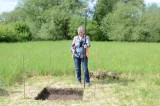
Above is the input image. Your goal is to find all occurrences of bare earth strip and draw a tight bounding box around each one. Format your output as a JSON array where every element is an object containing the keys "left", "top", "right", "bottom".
[
  {"left": 0, "top": 76, "right": 119, "bottom": 106},
  {"left": 0, "top": 74, "right": 160, "bottom": 106}
]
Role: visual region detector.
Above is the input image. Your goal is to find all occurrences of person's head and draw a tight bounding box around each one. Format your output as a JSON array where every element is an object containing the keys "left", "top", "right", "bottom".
[{"left": 77, "top": 26, "right": 85, "bottom": 36}]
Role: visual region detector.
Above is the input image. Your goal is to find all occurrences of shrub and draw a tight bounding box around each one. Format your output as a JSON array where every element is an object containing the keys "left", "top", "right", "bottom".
[
  {"left": 14, "top": 22, "right": 32, "bottom": 41},
  {"left": 0, "top": 24, "right": 18, "bottom": 42}
]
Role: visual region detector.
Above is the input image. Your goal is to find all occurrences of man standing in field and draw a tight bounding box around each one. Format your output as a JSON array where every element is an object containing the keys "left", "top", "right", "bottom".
[{"left": 71, "top": 26, "right": 91, "bottom": 86}]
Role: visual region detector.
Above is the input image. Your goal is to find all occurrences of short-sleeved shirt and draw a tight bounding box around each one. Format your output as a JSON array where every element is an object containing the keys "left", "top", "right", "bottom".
[{"left": 71, "top": 35, "right": 90, "bottom": 58}]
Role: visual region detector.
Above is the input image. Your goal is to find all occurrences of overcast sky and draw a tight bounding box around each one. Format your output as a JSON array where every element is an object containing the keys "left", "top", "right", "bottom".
[
  {"left": 0, "top": 0, "right": 160, "bottom": 14},
  {"left": 0, "top": 0, "right": 18, "bottom": 14}
]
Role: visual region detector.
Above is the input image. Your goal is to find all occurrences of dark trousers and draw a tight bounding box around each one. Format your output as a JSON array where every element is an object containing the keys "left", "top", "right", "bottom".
[{"left": 74, "top": 56, "right": 90, "bottom": 83}]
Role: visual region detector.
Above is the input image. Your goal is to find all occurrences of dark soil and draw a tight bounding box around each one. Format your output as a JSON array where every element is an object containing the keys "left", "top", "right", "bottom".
[
  {"left": 35, "top": 87, "right": 83, "bottom": 100},
  {"left": 90, "top": 71, "right": 119, "bottom": 80}
]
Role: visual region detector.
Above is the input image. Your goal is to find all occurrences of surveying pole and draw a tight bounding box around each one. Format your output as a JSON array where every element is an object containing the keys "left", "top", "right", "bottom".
[{"left": 83, "top": 8, "right": 87, "bottom": 89}]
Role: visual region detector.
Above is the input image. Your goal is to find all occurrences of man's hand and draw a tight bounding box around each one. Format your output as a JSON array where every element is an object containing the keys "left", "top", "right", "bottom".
[
  {"left": 84, "top": 44, "right": 88, "bottom": 48},
  {"left": 72, "top": 49, "right": 75, "bottom": 54}
]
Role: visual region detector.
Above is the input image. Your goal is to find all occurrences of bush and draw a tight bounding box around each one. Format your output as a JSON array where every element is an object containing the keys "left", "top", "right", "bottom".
[
  {"left": 36, "top": 23, "right": 53, "bottom": 40},
  {"left": 0, "top": 24, "right": 18, "bottom": 42},
  {"left": 14, "top": 22, "right": 32, "bottom": 41},
  {"left": 86, "top": 20, "right": 103, "bottom": 41},
  {"left": 0, "top": 22, "right": 32, "bottom": 42}
]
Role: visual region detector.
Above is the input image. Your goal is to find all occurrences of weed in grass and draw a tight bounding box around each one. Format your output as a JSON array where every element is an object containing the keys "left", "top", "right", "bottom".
[{"left": 155, "top": 79, "right": 160, "bottom": 86}]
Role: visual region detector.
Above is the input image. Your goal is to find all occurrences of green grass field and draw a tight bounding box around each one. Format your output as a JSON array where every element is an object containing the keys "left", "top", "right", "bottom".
[
  {"left": 0, "top": 41, "right": 160, "bottom": 105},
  {"left": 0, "top": 41, "right": 160, "bottom": 86}
]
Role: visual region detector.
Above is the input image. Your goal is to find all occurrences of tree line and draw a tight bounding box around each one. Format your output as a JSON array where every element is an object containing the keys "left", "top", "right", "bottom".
[{"left": 0, "top": 0, "right": 160, "bottom": 42}]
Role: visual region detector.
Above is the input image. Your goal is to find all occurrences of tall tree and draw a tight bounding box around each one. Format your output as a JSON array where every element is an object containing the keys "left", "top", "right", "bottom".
[
  {"left": 101, "top": 0, "right": 144, "bottom": 41},
  {"left": 16, "top": 0, "right": 84, "bottom": 40},
  {"left": 0, "top": 7, "right": 26, "bottom": 23},
  {"left": 140, "top": 4, "right": 160, "bottom": 42},
  {"left": 93, "top": 0, "right": 120, "bottom": 25}
]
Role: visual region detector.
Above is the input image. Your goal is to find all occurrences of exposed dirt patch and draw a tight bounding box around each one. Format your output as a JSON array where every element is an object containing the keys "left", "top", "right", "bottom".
[
  {"left": 0, "top": 89, "right": 9, "bottom": 96},
  {"left": 1, "top": 74, "right": 159, "bottom": 106},
  {"left": 90, "top": 71, "right": 119, "bottom": 79},
  {"left": 0, "top": 75, "right": 120, "bottom": 105},
  {"left": 35, "top": 87, "right": 83, "bottom": 100}
]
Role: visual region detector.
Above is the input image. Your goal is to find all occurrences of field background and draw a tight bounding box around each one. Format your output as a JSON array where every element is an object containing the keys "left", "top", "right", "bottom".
[
  {"left": 0, "top": 41, "right": 160, "bottom": 106},
  {"left": 0, "top": 41, "right": 160, "bottom": 85}
]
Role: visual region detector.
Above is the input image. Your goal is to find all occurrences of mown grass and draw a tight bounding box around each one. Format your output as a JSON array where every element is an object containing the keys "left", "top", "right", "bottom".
[
  {"left": 1, "top": 74, "right": 160, "bottom": 106},
  {"left": 0, "top": 41, "right": 160, "bottom": 86}
]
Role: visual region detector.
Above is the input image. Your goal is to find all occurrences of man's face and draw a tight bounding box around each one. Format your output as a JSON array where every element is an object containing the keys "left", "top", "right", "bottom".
[{"left": 78, "top": 30, "right": 84, "bottom": 36}]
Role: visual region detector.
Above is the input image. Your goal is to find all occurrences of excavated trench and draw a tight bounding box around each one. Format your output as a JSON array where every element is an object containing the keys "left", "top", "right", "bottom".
[
  {"left": 35, "top": 87, "right": 84, "bottom": 100},
  {"left": 35, "top": 71, "right": 118, "bottom": 100}
]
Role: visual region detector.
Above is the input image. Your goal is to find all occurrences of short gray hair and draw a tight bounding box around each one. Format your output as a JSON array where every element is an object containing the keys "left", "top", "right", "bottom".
[{"left": 77, "top": 26, "right": 85, "bottom": 33}]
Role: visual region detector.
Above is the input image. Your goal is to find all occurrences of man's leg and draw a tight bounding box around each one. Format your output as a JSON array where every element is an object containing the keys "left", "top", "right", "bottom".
[
  {"left": 74, "top": 56, "right": 81, "bottom": 83},
  {"left": 82, "top": 57, "right": 90, "bottom": 84}
]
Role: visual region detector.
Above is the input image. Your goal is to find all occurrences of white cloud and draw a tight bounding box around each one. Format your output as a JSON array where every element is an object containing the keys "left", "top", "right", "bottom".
[
  {"left": 0, "top": 0, "right": 18, "bottom": 14},
  {"left": 144, "top": 0, "right": 160, "bottom": 3},
  {"left": 144, "top": 0, "right": 160, "bottom": 6}
]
